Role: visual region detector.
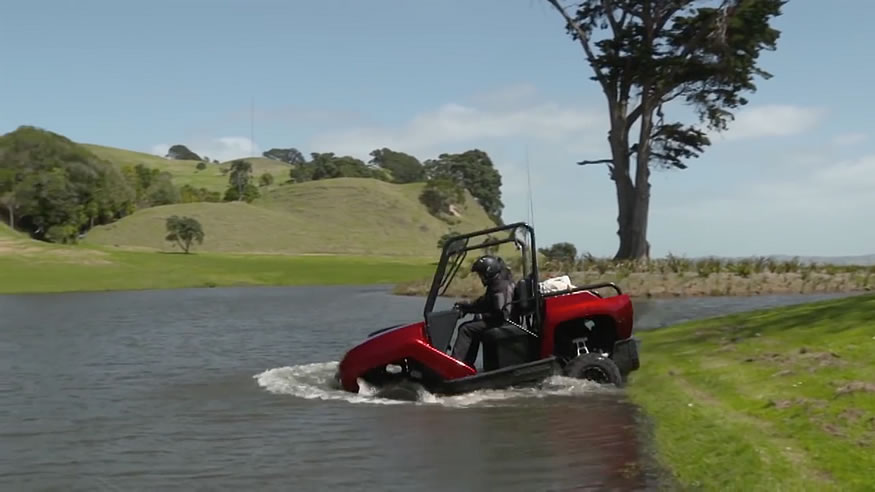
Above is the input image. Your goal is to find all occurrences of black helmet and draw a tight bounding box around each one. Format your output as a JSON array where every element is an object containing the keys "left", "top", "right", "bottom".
[{"left": 471, "top": 255, "right": 503, "bottom": 284}]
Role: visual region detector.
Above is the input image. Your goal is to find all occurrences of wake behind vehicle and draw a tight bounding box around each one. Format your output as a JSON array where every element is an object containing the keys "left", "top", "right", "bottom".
[{"left": 335, "top": 222, "right": 639, "bottom": 397}]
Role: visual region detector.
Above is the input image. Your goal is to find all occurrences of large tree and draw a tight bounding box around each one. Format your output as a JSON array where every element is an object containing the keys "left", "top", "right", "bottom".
[
  {"left": 369, "top": 148, "right": 425, "bottom": 183},
  {"left": 165, "top": 215, "right": 205, "bottom": 254},
  {"left": 228, "top": 159, "right": 253, "bottom": 199},
  {"left": 424, "top": 149, "right": 504, "bottom": 224},
  {"left": 262, "top": 147, "right": 306, "bottom": 165},
  {"left": 165, "top": 144, "right": 201, "bottom": 161},
  {"left": 545, "top": 0, "right": 785, "bottom": 259}
]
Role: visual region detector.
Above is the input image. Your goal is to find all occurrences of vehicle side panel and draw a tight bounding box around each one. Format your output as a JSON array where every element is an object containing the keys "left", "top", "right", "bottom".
[
  {"left": 539, "top": 291, "right": 635, "bottom": 359},
  {"left": 337, "top": 322, "right": 476, "bottom": 392}
]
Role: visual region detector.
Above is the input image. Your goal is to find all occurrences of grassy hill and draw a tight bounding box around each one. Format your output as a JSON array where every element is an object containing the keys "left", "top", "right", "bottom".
[
  {"left": 76, "top": 142, "right": 499, "bottom": 256},
  {"left": 82, "top": 143, "right": 293, "bottom": 192},
  {"left": 84, "top": 177, "right": 497, "bottom": 256}
]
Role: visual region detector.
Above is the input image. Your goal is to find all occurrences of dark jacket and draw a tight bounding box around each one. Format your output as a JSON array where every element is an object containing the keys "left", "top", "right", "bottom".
[{"left": 457, "top": 272, "right": 515, "bottom": 323}]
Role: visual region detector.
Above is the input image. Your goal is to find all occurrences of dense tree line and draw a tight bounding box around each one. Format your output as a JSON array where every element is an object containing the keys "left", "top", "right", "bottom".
[
  {"left": 190, "top": 143, "right": 504, "bottom": 224},
  {"left": 280, "top": 147, "right": 504, "bottom": 225},
  {"left": 0, "top": 127, "right": 222, "bottom": 242},
  {"left": 0, "top": 126, "right": 137, "bottom": 242},
  {"left": 0, "top": 125, "right": 506, "bottom": 244}
]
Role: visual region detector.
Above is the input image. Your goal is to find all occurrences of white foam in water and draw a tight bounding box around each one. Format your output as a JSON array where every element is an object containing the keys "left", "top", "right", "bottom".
[{"left": 253, "top": 361, "right": 617, "bottom": 408}]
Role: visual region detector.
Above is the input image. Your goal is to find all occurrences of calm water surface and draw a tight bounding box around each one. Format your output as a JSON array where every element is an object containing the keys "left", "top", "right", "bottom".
[{"left": 0, "top": 285, "right": 848, "bottom": 491}]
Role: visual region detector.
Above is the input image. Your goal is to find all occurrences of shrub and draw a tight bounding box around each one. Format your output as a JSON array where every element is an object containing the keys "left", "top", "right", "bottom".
[
  {"left": 164, "top": 215, "right": 204, "bottom": 253},
  {"left": 419, "top": 179, "right": 464, "bottom": 218}
]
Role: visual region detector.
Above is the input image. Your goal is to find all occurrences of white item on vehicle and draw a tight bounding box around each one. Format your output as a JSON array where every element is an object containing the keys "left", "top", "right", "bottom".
[{"left": 538, "top": 275, "right": 576, "bottom": 293}]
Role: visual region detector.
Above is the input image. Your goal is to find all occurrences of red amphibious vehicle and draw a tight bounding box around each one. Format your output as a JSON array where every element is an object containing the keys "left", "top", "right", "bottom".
[{"left": 335, "top": 222, "right": 640, "bottom": 397}]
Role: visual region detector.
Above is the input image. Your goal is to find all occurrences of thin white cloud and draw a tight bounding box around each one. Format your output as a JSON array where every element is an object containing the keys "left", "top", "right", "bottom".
[
  {"left": 711, "top": 104, "right": 824, "bottom": 141},
  {"left": 466, "top": 82, "right": 541, "bottom": 110},
  {"left": 831, "top": 132, "right": 868, "bottom": 146},
  {"left": 150, "top": 136, "right": 260, "bottom": 162},
  {"left": 308, "top": 92, "right": 605, "bottom": 161}
]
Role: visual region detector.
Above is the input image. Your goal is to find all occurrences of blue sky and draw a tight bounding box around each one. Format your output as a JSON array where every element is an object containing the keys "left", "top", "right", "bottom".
[{"left": 2, "top": 0, "right": 873, "bottom": 258}]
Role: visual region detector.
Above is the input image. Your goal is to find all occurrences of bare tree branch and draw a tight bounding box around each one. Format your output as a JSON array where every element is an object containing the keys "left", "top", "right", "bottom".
[
  {"left": 577, "top": 158, "right": 614, "bottom": 166},
  {"left": 601, "top": 0, "right": 622, "bottom": 35},
  {"left": 545, "top": 0, "right": 614, "bottom": 98}
]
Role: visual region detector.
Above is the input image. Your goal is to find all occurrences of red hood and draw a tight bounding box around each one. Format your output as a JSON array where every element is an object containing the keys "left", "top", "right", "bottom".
[{"left": 337, "top": 321, "right": 475, "bottom": 392}]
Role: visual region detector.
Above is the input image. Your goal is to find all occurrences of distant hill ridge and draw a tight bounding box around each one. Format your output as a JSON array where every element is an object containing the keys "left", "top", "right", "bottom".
[
  {"left": 79, "top": 144, "right": 498, "bottom": 256},
  {"left": 0, "top": 127, "right": 499, "bottom": 257},
  {"left": 84, "top": 177, "right": 496, "bottom": 256}
]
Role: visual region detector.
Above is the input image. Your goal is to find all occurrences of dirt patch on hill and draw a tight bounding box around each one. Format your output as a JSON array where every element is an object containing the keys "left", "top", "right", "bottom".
[
  {"left": 834, "top": 381, "right": 875, "bottom": 396},
  {"left": 743, "top": 348, "right": 846, "bottom": 373}
]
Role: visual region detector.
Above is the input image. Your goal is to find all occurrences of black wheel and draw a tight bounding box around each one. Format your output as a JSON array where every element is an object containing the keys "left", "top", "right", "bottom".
[
  {"left": 563, "top": 352, "right": 624, "bottom": 387},
  {"left": 374, "top": 379, "right": 422, "bottom": 401}
]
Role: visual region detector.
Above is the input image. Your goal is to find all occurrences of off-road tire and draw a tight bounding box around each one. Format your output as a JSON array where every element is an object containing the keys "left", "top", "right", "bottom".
[
  {"left": 373, "top": 379, "right": 422, "bottom": 401},
  {"left": 563, "top": 352, "right": 624, "bottom": 387}
]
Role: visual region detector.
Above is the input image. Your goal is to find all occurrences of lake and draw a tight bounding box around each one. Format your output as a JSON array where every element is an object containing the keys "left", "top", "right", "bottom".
[{"left": 0, "top": 285, "right": 848, "bottom": 491}]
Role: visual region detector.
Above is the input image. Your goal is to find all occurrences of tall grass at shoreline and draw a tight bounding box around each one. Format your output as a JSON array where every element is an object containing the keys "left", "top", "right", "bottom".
[{"left": 393, "top": 253, "right": 875, "bottom": 299}]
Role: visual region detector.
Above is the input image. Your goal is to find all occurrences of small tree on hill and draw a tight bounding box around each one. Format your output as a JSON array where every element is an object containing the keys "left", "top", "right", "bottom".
[
  {"left": 228, "top": 160, "right": 253, "bottom": 200},
  {"left": 259, "top": 172, "right": 274, "bottom": 187},
  {"left": 165, "top": 215, "right": 204, "bottom": 253},
  {"left": 420, "top": 179, "right": 465, "bottom": 220},
  {"left": 223, "top": 183, "right": 260, "bottom": 203},
  {"left": 423, "top": 150, "right": 503, "bottom": 224},
  {"left": 437, "top": 231, "right": 458, "bottom": 249},
  {"left": 539, "top": 242, "right": 578, "bottom": 265},
  {"left": 369, "top": 148, "right": 425, "bottom": 183},
  {"left": 263, "top": 147, "right": 306, "bottom": 165},
  {"left": 166, "top": 144, "right": 201, "bottom": 161}
]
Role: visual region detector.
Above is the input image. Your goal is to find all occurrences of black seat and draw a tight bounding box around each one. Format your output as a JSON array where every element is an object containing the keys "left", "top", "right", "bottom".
[
  {"left": 509, "top": 276, "right": 536, "bottom": 327},
  {"left": 482, "top": 324, "right": 538, "bottom": 370},
  {"left": 481, "top": 276, "right": 539, "bottom": 371}
]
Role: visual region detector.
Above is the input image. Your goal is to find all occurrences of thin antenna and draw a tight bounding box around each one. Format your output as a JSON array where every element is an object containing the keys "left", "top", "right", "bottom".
[
  {"left": 525, "top": 144, "right": 535, "bottom": 229},
  {"left": 250, "top": 96, "right": 255, "bottom": 156}
]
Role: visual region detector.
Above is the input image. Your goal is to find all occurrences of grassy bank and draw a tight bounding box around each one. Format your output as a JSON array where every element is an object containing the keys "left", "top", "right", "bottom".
[
  {"left": 0, "top": 250, "right": 434, "bottom": 294},
  {"left": 0, "top": 224, "right": 434, "bottom": 294},
  {"left": 394, "top": 255, "right": 874, "bottom": 299},
  {"left": 626, "top": 294, "right": 875, "bottom": 490}
]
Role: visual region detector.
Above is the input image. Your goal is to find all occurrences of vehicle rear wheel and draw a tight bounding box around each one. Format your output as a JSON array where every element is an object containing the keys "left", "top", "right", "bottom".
[
  {"left": 373, "top": 379, "right": 422, "bottom": 401},
  {"left": 563, "top": 352, "right": 623, "bottom": 387}
]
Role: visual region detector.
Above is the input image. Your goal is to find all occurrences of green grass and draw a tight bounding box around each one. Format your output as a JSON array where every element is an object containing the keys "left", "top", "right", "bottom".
[
  {"left": 0, "top": 221, "right": 436, "bottom": 293},
  {"left": 0, "top": 249, "right": 433, "bottom": 296},
  {"left": 627, "top": 294, "right": 875, "bottom": 490},
  {"left": 83, "top": 177, "right": 496, "bottom": 256},
  {"left": 82, "top": 143, "right": 293, "bottom": 192}
]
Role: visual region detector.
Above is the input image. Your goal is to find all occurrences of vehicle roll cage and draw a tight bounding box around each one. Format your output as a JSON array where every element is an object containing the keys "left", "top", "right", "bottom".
[{"left": 423, "top": 222, "right": 539, "bottom": 318}]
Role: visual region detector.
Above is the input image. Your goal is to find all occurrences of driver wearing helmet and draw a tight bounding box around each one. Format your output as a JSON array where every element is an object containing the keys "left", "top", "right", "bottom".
[{"left": 450, "top": 255, "right": 515, "bottom": 367}]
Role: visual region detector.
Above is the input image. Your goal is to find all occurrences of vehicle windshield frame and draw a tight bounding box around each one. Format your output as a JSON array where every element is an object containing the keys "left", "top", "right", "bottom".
[{"left": 423, "top": 222, "right": 538, "bottom": 318}]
